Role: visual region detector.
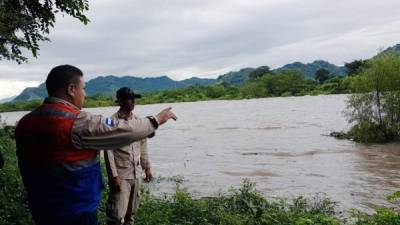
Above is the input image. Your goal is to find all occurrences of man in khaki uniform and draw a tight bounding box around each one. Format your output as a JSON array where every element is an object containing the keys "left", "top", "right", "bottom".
[{"left": 105, "top": 87, "right": 153, "bottom": 225}]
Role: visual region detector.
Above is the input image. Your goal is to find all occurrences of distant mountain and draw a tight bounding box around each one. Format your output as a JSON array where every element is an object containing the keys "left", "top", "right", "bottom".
[
  {"left": 87, "top": 75, "right": 170, "bottom": 95},
  {"left": 381, "top": 43, "right": 400, "bottom": 55},
  {"left": 215, "top": 61, "right": 347, "bottom": 84},
  {"left": 86, "top": 75, "right": 216, "bottom": 95},
  {"left": 17, "top": 43, "right": 400, "bottom": 102},
  {"left": 0, "top": 96, "right": 16, "bottom": 103},
  {"left": 12, "top": 62, "right": 346, "bottom": 101},
  {"left": 13, "top": 83, "right": 47, "bottom": 101},
  {"left": 274, "top": 60, "right": 347, "bottom": 79},
  {"left": 178, "top": 77, "right": 216, "bottom": 87},
  {"left": 216, "top": 68, "right": 255, "bottom": 86},
  {"left": 14, "top": 76, "right": 217, "bottom": 101}
]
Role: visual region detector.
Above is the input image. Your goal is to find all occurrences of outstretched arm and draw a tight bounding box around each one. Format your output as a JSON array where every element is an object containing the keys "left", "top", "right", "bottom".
[{"left": 71, "top": 107, "right": 177, "bottom": 150}]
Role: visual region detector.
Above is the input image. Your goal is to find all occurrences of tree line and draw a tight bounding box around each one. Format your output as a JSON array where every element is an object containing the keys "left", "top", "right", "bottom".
[{"left": 0, "top": 66, "right": 353, "bottom": 113}]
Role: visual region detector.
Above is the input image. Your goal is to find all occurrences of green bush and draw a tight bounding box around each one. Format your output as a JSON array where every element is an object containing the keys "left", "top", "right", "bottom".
[
  {"left": 133, "top": 180, "right": 342, "bottom": 225},
  {"left": 0, "top": 126, "right": 33, "bottom": 225},
  {"left": 345, "top": 52, "right": 400, "bottom": 143}
]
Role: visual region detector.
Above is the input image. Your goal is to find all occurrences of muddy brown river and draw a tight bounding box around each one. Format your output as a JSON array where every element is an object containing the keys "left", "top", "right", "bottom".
[{"left": 2, "top": 94, "right": 399, "bottom": 211}]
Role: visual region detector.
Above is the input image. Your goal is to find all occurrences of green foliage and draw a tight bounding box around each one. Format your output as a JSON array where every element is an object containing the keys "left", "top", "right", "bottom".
[
  {"left": 251, "top": 70, "right": 316, "bottom": 97},
  {"left": 387, "top": 191, "right": 400, "bottom": 203},
  {"left": 345, "top": 117, "right": 389, "bottom": 143},
  {"left": 133, "top": 179, "right": 342, "bottom": 225},
  {"left": 240, "top": 81, "right": 268, "bottom": 98},
  {"left": 315, "top": 69, "right": 332, "bottom": 84},
  {"left": 346, "top": 52, "right": 400, "bottom": 143},
  {"left": 84, "top": 94, "right": 118, "bottom": 108},
  {"left": 249, "top": 66, "right": 271, "bottom": 80},
  {"left": 352, "top": 207, "right": 400, "bottom": 225},
  {"left": 344, "top": 60, "right": 369, "bottom": 76},
  {"left": 0, "top": 99, "right": 42, "bottom": 113},
  {"left": 0, "top": 0, "right": 89, "bottom": 63},
  {"left": 0, "top": 126, "right": 33, "bottom": 225}
]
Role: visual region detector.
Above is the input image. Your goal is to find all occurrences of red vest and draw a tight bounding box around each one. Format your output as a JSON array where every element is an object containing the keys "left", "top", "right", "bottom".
[{"left": 16, "top": 102, "right": 97, "bottom": 165}]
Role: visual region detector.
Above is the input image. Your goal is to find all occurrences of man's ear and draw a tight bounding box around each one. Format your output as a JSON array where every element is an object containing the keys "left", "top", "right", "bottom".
[{"left": 67, "top": 83, "right": 76, "bottom": 97}]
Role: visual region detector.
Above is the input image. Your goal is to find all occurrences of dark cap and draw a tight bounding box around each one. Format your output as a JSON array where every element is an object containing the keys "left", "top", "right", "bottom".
[{"left": 115, "top": 87, "right": 142, "bottom": 102}]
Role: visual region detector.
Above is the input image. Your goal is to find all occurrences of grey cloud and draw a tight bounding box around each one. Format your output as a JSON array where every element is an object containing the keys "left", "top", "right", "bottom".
[{"left": 1, "top": 0, "right": 400, "bottom": 87}]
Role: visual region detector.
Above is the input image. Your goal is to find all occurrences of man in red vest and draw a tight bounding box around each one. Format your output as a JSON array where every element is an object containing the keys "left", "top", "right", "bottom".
[{"left": 15, "top": 65, "right": 177, "bottom": 225}]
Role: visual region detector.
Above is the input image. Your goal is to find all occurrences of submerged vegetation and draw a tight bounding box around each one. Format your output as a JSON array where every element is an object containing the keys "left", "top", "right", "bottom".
[
  {"left": 345, "top": 52, "right": 400, "bottom": 143},
  {"left": 1, "top": 127, "right": 400, "bottom": 225}
]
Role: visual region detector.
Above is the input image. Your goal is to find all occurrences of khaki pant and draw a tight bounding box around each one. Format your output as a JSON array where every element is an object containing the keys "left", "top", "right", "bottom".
[{"left": 106, "top": 178, "right": 140, "bottom": 225}]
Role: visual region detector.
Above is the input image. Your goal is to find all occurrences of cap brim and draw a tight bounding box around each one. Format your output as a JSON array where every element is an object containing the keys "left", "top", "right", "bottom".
[{"left": 115, "top": 94, "right": 142, "bottom": 103}]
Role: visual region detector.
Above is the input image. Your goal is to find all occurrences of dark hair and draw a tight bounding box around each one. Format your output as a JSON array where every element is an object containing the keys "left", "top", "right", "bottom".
[{"left": 45, "top": 65, "right": 83, "bottom": 96}]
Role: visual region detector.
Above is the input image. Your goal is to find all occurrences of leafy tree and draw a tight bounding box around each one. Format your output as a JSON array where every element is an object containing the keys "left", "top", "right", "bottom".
[
  {"left": 344, "top": 59, "right": 368, "bottom": 76},
  {"left": 256, "top": 70, "right": 314, "bottom": 96},
  {"left": 346, "top": 52, "right": 400, "bottom": 142},
  {"left": 240, "top": 81, "right": 267, "bottom": 98},
  {"left": 0, "top": 0, "right": 89, "bottom": 63},
  {"left": 321, "top": 76, "right": 350, "bottom": 94},
  {"left": 314, "top": 68, "right": 331, "bottom": 84},
  {"left": 249, "top": 66, "right": 271, "bottom": 80},
  {"left": 0, "top": 126, "right": 33, "bottom": 224}
]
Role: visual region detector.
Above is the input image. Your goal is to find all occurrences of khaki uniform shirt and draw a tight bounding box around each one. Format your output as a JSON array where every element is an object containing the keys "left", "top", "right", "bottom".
[
  {"left": 104, "top": 111, "right": 151, "bottom": 179},
  {"left": 44, "top": 97, "right": 157, "bottom": 151}
]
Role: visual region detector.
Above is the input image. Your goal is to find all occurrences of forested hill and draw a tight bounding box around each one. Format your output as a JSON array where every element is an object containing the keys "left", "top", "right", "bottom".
[
  {"left": 274, "top": 60, "right": 346, "bottom": 79},
  {"left": 381, "top": 43, "right": 400, "bottom": 55},
  {"left": 13, "top": 76, "right": 216, "bottom": 101},
  {"left": 12, "top": 61, "right": 345, "bottom": 101},
  {"left": 11, "top": 43, "right": 400, "bottom": 102}
]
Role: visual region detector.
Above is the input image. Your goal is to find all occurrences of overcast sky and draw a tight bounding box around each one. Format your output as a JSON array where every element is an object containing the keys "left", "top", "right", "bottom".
[{"left": 0, "top": 0, "right": 400, "bottom": 99}]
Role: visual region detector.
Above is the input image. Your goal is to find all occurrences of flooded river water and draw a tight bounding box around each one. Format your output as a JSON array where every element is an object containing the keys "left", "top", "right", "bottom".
[{"left": 2, "top": 94, "right": 400, "bottom": 211}]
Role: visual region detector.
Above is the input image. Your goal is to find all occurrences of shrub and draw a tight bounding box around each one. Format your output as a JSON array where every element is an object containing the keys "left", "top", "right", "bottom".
[
  {"left": 0, "top": 126, "right": 33, "bottom": 225},
  {"left": 346, "top": 52, "right": 400, "bottom": 143}
]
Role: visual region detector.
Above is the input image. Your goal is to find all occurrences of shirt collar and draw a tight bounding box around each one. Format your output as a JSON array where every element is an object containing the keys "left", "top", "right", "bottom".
[
  {"left": 44, "top": 97, "right": 80, "bottom": 110},
  {"left": 117, "top": 110, "right": 133, "bottom": 120}
]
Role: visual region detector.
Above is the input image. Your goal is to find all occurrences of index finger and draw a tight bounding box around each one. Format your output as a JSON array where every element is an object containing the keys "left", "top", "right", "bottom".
[{"left": 170, "top": 112, "right": 177, "bottom": 121}]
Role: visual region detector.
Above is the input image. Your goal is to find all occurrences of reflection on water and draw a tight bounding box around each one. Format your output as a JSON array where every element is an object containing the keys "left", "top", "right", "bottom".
[{"left": 1, "top": 94, "right": 400, "bottom": 211}]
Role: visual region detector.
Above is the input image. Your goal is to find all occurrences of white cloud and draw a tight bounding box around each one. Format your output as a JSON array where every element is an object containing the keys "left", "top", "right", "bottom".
[{"left": 0, "top": 80, "right": 39, "bottom": 100}]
